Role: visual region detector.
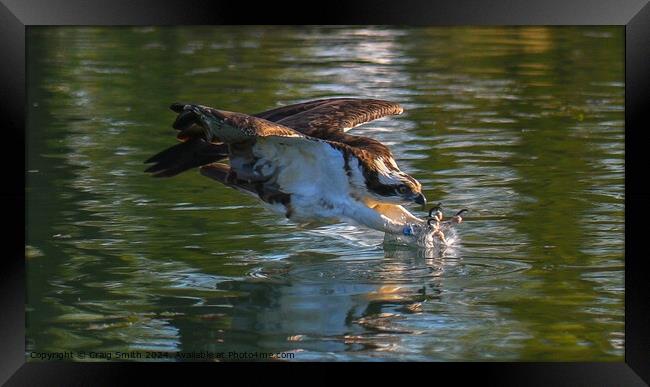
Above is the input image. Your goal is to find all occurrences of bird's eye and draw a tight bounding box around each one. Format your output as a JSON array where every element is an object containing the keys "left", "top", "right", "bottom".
[{"left": 397, "top": 185, "right": 408, "bottom": 194}]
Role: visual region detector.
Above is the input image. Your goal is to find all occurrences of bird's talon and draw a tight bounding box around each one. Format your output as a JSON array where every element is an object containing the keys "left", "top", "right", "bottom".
[
  {"left": 451, "top": 209, "right": 468, "bottom": 224},
  {"left": 427, "top": 203, "right": 443, "bottom": 219}
]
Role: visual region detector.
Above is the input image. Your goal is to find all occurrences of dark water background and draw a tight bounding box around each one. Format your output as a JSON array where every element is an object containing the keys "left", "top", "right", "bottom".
[{"left": 26, "top": 26, "right": 624, "bottom": 361}]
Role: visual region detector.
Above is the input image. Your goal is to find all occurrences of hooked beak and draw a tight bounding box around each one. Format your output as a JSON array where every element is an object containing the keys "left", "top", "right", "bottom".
[{"left": 413, "top": 193, "right": 427, "bottom": 209}]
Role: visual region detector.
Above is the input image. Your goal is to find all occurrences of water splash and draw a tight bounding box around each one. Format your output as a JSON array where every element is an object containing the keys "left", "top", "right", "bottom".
[{"left": 384, "top": 220, "right": 462, "bottom": 258}]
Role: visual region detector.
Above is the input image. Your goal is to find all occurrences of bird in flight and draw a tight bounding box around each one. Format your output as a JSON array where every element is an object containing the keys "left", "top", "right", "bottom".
[{"left": 145, "top": 98, "right": 428, "bottom": 236}]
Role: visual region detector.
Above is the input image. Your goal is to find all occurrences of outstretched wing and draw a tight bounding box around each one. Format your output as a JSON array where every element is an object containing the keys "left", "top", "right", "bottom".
[
  {"left": 145, "top": 101, "right": 402, "bottom": 187},
  {"left": 253, "top": 98, "right": 404, "bottom": 139}
]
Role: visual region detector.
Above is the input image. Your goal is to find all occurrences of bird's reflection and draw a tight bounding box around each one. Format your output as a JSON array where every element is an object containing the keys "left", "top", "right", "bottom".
[{"left": 171, "top": 241, "right": 463, "bottom": 359}]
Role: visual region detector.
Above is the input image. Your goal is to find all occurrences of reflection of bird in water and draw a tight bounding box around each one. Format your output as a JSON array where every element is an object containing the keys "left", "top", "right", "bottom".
[
  {"left": 145, "top": 98, "right": 429, "bottom": 236},
  {"left": 194, "top": 247, "right": 451, "bottom": 356}
]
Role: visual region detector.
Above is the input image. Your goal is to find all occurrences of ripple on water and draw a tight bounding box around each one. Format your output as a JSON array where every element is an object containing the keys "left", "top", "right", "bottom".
[{"left": 247, "top": 255, "right": 530, "bottom": 285}]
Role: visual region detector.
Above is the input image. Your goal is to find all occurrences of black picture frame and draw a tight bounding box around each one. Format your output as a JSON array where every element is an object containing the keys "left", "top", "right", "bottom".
[{"left": 3, "top": 0, "right": 649, "bottom": 385}]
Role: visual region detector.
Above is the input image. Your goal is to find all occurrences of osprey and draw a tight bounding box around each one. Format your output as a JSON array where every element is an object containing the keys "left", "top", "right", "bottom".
[{"left": 145, "top": 98, "right": 428, "bottom": 235}]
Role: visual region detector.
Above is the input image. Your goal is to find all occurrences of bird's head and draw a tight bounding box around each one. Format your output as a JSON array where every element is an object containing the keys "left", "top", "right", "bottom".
[{"left": 363, "top": 157, "right": 427, "bottom": 208}]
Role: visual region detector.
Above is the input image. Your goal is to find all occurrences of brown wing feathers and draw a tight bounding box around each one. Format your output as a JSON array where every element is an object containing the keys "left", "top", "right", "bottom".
[
  {"left": 206, "top": 108, "right": 302, "bottom": 139},
  {"left": 271, "top": 98, "right": 403, "bottom": 138},
  {"left": 253, "top": 98, "right": 353, "bottom": 122},
  {"left": 145, "top": 98, "right": 403, "bottom": 178}
]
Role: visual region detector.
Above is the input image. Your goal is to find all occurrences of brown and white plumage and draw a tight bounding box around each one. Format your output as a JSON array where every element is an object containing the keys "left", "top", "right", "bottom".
[{"left": 145, "top": 98, "right": 427, "bottom": 235}]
